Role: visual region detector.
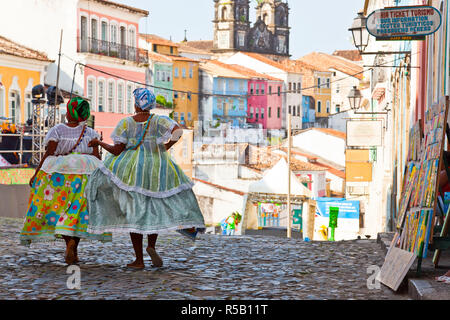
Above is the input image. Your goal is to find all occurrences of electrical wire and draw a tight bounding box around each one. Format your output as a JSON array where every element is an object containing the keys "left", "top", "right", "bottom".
[{"left": 62, "top": 49, "right": 416, "bottom": 99}]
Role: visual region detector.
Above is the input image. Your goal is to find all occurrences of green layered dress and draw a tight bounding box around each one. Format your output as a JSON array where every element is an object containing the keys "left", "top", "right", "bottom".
[{"left": 84, "top": 115, "right": 205, "bottom": 236}]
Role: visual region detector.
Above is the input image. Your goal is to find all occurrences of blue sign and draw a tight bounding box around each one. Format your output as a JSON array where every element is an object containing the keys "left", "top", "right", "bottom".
[{"left": 315, "top": 197, "right": 360, "bottom": 219}]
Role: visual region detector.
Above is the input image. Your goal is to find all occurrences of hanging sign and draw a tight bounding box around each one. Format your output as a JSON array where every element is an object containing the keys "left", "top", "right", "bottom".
[{"left": 366, "top": 6, "right": 442, "bottom": 41}]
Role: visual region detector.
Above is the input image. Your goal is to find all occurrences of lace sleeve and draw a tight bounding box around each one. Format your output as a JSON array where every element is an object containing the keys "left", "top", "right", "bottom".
[
  {"left": 44, "top": 125, "right": 60, "bottom": 145},
  {"left": 111, "top": 118, "right": 129, "bottom": 145},
  {"left": 156, "top": 116, "right": 178, "bottom": 145}
]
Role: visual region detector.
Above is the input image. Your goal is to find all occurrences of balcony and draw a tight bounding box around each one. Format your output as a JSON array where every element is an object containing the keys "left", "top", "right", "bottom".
[{"left": 77, "top": 37, "right": 148, "bottom": 64}]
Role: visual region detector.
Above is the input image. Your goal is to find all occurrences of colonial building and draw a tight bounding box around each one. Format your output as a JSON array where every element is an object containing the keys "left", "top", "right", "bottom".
[
  {"left": 212, "top": 0, "right": 290, "bottom": 61},
  {"left": 0, "top": 36, "right": 53, "bottom": 125}
]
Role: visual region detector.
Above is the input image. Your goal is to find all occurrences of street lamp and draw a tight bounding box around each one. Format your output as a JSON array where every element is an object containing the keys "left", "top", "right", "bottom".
[
  {"left": 348, "top": 86, "right": 362, "bottom": 111},
  {"left": 348, "top": 12, "right": 411, "bottom": 55},
  {"left": 349, "top": 11, "right": 369, "bottom": 54}
]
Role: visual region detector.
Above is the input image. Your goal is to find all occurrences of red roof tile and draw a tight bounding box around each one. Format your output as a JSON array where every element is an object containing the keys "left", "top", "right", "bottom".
[
  {"left": 140, "top": 34, "right": 179, "bottom": 47},
  {"left": 297, "top": 52, "right": 363, "bottom": 80},
  {"left": 332, "top": 50, "right": 362, "bottom": 62},
  {"left": 0, "top": 36, "right": 53, "bottom": 62},
  {"left": 240, "top": 52, "right": 300, "bottom": 73}
]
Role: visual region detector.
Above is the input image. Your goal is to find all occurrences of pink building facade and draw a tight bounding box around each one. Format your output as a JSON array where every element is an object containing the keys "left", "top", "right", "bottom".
[
  {"left": 247, "top": 79, "right": 283, "bottom": 130},
  {"left": 76, "top": 0, "right": 148, "bottom": 143}
]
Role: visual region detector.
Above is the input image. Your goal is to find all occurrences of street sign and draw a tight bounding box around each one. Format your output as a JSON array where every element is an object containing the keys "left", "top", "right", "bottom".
[
  {"left": 366, "top": 6, "right": 441, "bottom": 41},
  {"left": 346, "top": 120, "right": 383, "bottom": 147}
]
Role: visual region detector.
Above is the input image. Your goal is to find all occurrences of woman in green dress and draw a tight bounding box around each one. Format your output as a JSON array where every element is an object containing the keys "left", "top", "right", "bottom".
[
  {"left": 20, "top": 98, "right": 112, "bottom": 264},
  {"left": 85, "top": 88, "right": 205, "bottom": 269}
]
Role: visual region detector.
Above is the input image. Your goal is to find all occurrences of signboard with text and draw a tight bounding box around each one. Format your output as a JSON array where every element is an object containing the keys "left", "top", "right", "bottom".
[{"left": 366, "top": 6, "right": 441, "bottom": 41}]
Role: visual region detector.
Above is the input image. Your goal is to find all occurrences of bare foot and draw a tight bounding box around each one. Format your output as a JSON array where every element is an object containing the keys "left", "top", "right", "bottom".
[
  {"left": 146, "top": 247, "right": 163, "bottom": 267},
  {"left": 126, "top": 260, "right": 145, "bottom": 269},
  {"left": 65, "top": 239, "right": 77, "bottom": 265}
]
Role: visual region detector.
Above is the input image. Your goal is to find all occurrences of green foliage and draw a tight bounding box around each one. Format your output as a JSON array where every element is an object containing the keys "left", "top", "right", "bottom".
[{"left": 156, "top": 95, "right": 174, "bottom": 109}]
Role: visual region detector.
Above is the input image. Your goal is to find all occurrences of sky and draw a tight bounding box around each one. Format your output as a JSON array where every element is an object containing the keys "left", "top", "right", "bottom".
[{"left": 116, "top": 0, "right": 365, "bottom": 59}]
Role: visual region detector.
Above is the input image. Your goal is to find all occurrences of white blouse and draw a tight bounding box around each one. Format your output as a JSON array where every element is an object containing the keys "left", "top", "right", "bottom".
[{"left": 41, "top": 123, "right": 102, "bottom": 175}]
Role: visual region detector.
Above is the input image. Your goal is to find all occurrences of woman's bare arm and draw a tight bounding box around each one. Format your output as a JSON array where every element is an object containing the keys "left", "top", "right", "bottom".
[
  {"left": 89, "top": 138, "right": 126, "bottom": 156},
  {"left": 29, "top": 141, "right": 58, "bottom": 187}
]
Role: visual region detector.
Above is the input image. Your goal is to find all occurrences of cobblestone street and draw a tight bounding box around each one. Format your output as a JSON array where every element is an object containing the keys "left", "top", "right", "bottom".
[{"left": 0, "top": 217, "right": 407, "bottom": 300}]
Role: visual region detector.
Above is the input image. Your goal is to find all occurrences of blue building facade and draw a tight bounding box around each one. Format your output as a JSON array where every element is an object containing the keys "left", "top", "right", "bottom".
[
  {"left": 212, "top": 77, "right": 248, "bottom": 128},
  {"left": 302, "top": 95, "right": 316, "bottom": 128}
]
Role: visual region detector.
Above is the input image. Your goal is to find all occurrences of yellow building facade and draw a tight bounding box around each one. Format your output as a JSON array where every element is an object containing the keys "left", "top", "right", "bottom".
[
  {"left": 0, "top": 36, "right": 52, "bottom": 125},
  {"left": 314, "top": 71, "right": 332, "bottom": 118},
  {"left": 171, "top": 57, "right": 199, "bottom": 128}
]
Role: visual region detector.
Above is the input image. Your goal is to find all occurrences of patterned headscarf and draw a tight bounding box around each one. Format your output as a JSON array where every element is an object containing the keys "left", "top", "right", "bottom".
[
  {"left": 67, "top": 97, "right": 90, "bottom": 122},
  {"left": 133, "top": 88, "right": 156, "bottom": 111}
]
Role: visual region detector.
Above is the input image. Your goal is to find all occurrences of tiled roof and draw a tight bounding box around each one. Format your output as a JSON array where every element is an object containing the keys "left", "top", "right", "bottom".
[
  {"left": 147, "top": 51, "right": 172, "bottom": 63},
  {"left": 93, "top": 0, "right": 148, "bottom": 16},
  {"left": 247, "top": 146, "right": 326, "bottom": 172},
  {"left": 181, "top": 40, "right": 214, "bottom": 52},
  {"left": 226, "top": 64, "right": 283, "bottom": 81},
  {"left": 178, "top": 42, "right": 214, "bottom": 55},
  {"left": 200, "top": 60, "right": 250, "bottom": 79},
  {"left": 332, "top": 50, "right": 362, "bottom": 62},
  {"left": 240, "top": 52, "right": 300, "bottom": 74},
  {"left": 297, "top": 52, "right": 363, "bottom": 80},
  {"left": 140, "top": 34, "right": 179, "bottom": 47},
  {"left": 198, "top": 143, "right": 248, "bottom": 153},
  {"left": 311, "top": 127, "right": 346, "bottom": 140},
  {"left": 0, "top": 36, "right": 53, "bottom": 62}
]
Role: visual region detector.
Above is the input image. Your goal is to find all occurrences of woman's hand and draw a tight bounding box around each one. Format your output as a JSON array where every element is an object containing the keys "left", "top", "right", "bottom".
[{"left": 88, "top": 138, "right": 100, "bottom": 148}]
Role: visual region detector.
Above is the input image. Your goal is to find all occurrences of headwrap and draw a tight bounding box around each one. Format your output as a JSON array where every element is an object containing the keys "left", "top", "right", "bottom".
[
  {"left": 133, "top": 88, "right": 156, "bottom": 111},
  {"left": 67, "top": 97, "right": 90, "bottom": 122}
]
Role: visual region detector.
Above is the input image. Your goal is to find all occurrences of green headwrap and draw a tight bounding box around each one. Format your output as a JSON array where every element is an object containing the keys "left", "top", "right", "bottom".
[{"left": 67, "top": 97, "right": 90, "bottom": 122}]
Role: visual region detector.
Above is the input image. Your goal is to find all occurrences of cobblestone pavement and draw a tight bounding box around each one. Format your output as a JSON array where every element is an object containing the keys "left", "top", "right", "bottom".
[{"left": 0, "top": 217, "right": 407, "bottom": 300}]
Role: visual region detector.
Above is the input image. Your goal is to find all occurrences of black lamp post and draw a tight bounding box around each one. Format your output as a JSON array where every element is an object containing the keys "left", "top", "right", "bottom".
[{"left": 348, "top": 86, "right": 362, "bottom": 111}]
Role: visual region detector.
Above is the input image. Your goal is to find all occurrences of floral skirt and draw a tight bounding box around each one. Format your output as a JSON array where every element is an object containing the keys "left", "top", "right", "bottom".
[{"left": 19, "top": 171, "right": 112, "bottom": 246}]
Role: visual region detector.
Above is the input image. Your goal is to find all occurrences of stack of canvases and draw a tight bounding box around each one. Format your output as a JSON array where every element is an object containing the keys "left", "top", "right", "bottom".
[{"left": 398, "top": 100, "right": 447, "bottom": 257}]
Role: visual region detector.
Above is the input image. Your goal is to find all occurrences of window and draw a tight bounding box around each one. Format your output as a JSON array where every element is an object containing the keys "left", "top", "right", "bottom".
[
  {"left": 256, "top": 84, "right": 259, "bottom": 95},
  {"left": 289, "top": 82, "right": 292, "bottom": 91},
  {"left": 0, "top": 86, "right": 4, "bottom": 118},
  {"left": 187, "top": 112, "right": 192, "bottom": 121},
  {"left": 293, "top": 83, "right": 296, "bottom": 92},
  {"left": 110, "top": 24, "right": 117, "bottom": 43},
  {"left": 25, "top": 93, "right": 32, "bottom": 122},
  {"left": 335, "top": 104, "right": 340, "bottom": 113},
  {"left": 101, "top": 21, "right": 108, "bottom": 41},
  {"left": 108, "top": 81, "right": 115, "bottom": 112},
  {"left": 268, "top": 107, "right": 272, "bottom": 118},
  {"left": 297, "top": 82, "right": 301, "bottom": 93},
  {"left": 269, "top": 86, "right": 272, "bottom": 95},
  {"left": 261, "top": 84, "right": 265, "bottom": 95},
  {"left": 317, "top": 78, "right": 321, "bottom": 88},
  {"left": 255, "top": 108, "right": 259, "bottom": 120},
  {"left": 249, "top": 107, "right": 253, "bottom": 118},
  {"left": 288, "top": 105, "right": 291, "bottom": 114},
  {"left": 277, "top": 86, "right": 281, "bottom": 96},
  {"left": 126, "top": 84, "right": 133, "bottom": 114},
  {"left": 326, "top": 78, "right": 330, "bottom": 88},
  {"left": 167, "top": 71, "right": 171, "bottom": 82},
  {"left": 98, "top": 80, "right": 105, "bottom": 112},
  {"left": 292, "top": 106, "right": 296, "bottom": 116},
  {"left": 173, "top": 112, "right": 179, "bottom": 122},
  {"left": 180, "top": 112, "right": 185, "bottom": 121},
  {"left": 87, "top": 79, "right": 95, "bottom": 110},
  {"left": 153, "top": 44, "right": 157, "bottom": 52},
  {"left": 189, "top": 66, "right": 193, "bottom": 78},
  {"left": 239, "top": 99, "right": 245, "bottom": 110},
  {"left": 229, "top": 80, "right": 234, "bottom": 92},
  {"left": 297, "top": 105, "right": 300, "bottom": 116},
  {"left": 239, "top": 80, "right": 245, "bottom": 92},
  {"left": 277, "top": 107, "right": 280, "bottom": 118},
  {"left": 250, "top": 83, "right": 254, "bottom": 95},
  {"left": 336, "top": 84, "right": 340, "bottom": 93},
  {"left": 9, "top": 91, "right": 20, "bottom": 124},
  {"left": 129, "top": 28, "right": 136, "bottom": 47},
  {"left": 117, "top": 83, "right": 124, "bottom": 113},
  {"left": 326, "top": 101, "right": 330, "bottom": 113},
  {"left": 317, "top": 101, "right": 322, "bottom": 113},
  {"left": 238, "top": 31, "right": 245, "bottom": 46},
  {"left": 261, "top": 108, "right": 264, "bottom": 119},
  {"left": 182, "top": 68, "right": 186, "bottom": 78},
  {"left": 174, "top": 67, "right": 179, "bottom": 78},
  {"left": 170, "top": 46, "right": 174, "bottom": 54}
]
